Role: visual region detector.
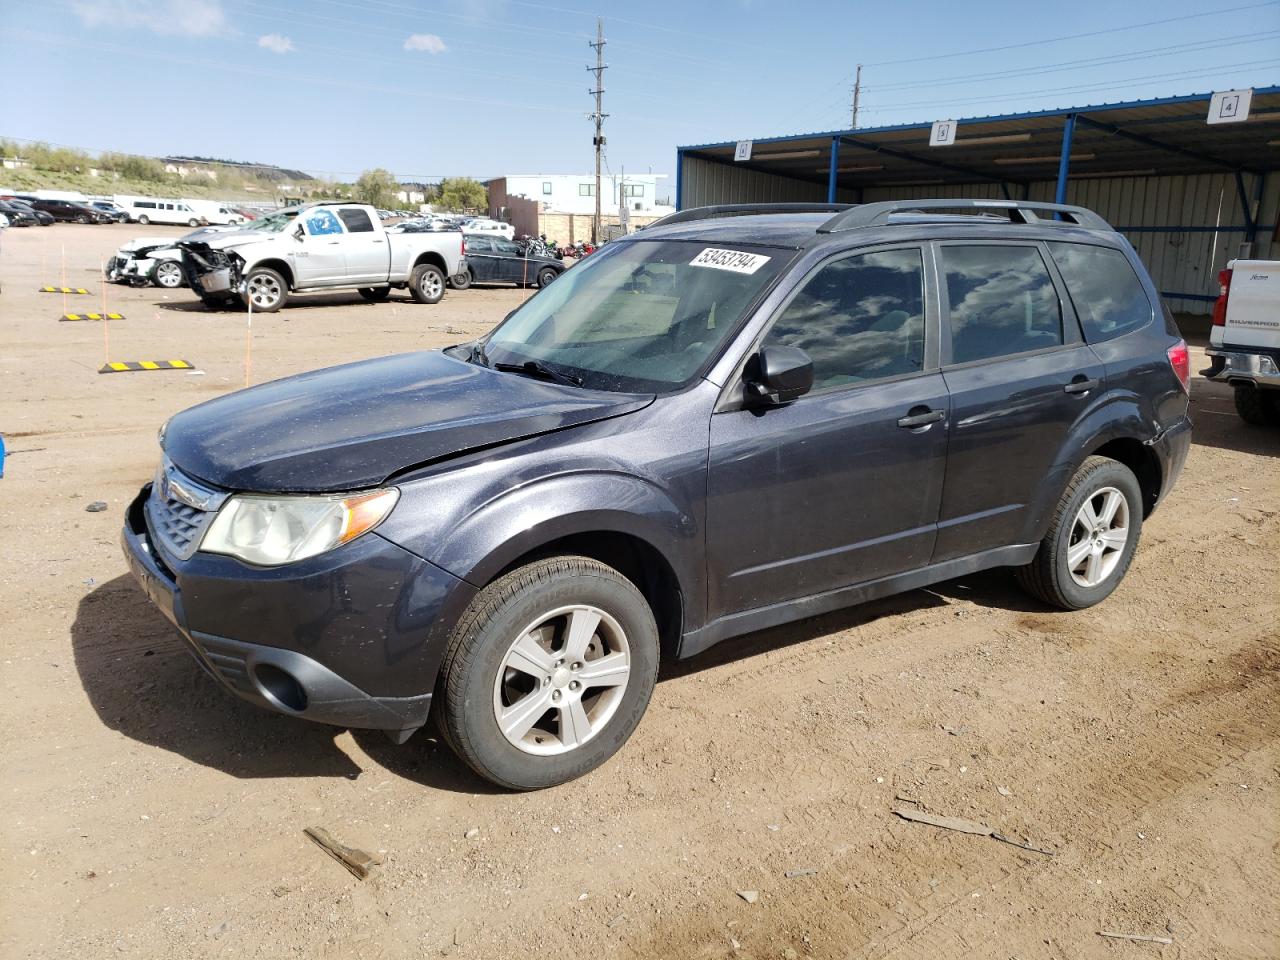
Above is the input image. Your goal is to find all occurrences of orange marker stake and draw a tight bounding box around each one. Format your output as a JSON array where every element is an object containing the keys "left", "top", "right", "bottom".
[
  {"left": 101, "top": 258, "right": 110, "bottom": 365},
  {"left": 61, "top": 244, "right": 67, "bottom": 317},
  {"left": 245, "top": 289, "right": 253, "bottom": 387}
]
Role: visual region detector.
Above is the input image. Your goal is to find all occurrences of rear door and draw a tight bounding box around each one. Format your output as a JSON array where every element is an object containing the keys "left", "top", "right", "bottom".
[
  {"left": 464, "top": 236, "right": 500, "bottom": 282},
  {"left": 706, "top": 245, "right": 949, "bottom": 616},
  {"left": 337, "top": 207, "right": 388, "bottom": 282},
  {"left": 492, "top": 238, "right": 529, "bottom": 283},
  {"left": 932, "top": 241, "right": 1105, "bottom": 562}
]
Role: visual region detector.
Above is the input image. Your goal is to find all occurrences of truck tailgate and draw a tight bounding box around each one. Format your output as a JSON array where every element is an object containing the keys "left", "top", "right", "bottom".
[{"left": 1223, "top": 260, "right": 1280, "bottom": 349}]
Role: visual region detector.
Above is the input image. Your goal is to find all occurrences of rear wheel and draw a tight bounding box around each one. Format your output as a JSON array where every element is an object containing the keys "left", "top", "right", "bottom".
[
  {"left": 358, "top": 287, "right": 391, "bottom": 302},
  {"left": 408, "top": 263, "right": 445, "bottom": 304},
  {"left": 436, "top": 557, "right": 659, "bottom": 790},
  {"left": 152, "top": 260, "right": 183, "bottom": 289},
  {"left": 241, "top": 267, "right": 287, "bottom": 312},
  {"left": 1016, "top": 456, "right": 1143, "bottom": 610},
  {"left": 137, "top": 215, "right": 150, "bottom": 225},
  {"left": 188, "top": 218, "right": 199, "bottom": 227},
  {"left": 1233, "top": 384, "right": 1280, "bottom": 426}
]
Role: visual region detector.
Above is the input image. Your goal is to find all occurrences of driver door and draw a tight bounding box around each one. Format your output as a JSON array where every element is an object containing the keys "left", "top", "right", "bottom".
[
  {"left": 295, "top": 207, "right": 348, "bottom": 285},
  {"left": 706, "top": 246, "right": 949, "bottom": 618}
]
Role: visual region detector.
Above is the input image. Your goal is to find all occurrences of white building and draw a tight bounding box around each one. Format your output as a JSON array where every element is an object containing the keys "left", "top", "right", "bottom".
[{"left": 488, "top": 173, "right": 672, "bottom": 217}]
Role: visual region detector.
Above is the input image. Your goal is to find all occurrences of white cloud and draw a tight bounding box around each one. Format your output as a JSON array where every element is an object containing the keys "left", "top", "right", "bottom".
[
  {"left": 403, "top": 33, "right": 447, "bottom": 54},
  {"left": 71, "top": 0, "right": 226, "bottom": 36},
  {"left": 258, "top": 33, "right": 295, "bottom": 54}
]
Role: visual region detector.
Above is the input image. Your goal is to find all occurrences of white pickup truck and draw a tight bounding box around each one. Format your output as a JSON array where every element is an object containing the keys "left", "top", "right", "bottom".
[
  {"left": 1203, "top": 259, "right": 1280, "bottom": 426},
  {"left": 178, "top": 202, "right": 465, "bottom": 312}
]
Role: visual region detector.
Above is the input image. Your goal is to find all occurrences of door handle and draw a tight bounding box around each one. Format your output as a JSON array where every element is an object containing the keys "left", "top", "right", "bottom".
[
  {"left": 897, "top": 407, "right": 945, "bottom": 429},
  {"left": 1064, "top": 375, "right": 1100, "bottom": 395},
  {"left": 326, "top": 240, "right": 341, "bottom": 245}
]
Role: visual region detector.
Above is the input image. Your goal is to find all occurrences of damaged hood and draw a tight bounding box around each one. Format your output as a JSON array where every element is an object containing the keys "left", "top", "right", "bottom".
[
  {"left": 117, "top": 236, "right": 181, "bottom": 256},
  {"left": 191, "top": 229, "right": 280, "bottom": 252},
  {"left": 163, "top": 350, "right": 653, "bottom": 493}
]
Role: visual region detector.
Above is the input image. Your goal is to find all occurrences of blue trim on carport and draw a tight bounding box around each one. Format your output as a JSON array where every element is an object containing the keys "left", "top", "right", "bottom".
[
  {"left": 827, "top": 137, "right": 839, "bottom": 204},
  {"left": 1055, "top": 114, "right": 1076, "bottom": 206}
]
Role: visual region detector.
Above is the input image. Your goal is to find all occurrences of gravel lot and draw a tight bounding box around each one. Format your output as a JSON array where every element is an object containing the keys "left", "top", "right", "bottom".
[{"left": 1, "top": 223, "right": 1277, "bottom": 960}]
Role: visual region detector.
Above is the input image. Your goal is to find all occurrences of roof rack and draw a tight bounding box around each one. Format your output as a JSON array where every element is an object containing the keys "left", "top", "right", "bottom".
[
  {"left": 817, "top": 199, "right": 1113, "bottom": 232},
  {"left": 648, "top": 202, "right": 852, "bottom": 229}
]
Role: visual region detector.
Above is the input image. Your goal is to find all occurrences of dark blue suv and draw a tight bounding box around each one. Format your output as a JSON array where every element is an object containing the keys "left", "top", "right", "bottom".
[{"left": 122, "top": 200, "right": 1192, "bottom": 789}]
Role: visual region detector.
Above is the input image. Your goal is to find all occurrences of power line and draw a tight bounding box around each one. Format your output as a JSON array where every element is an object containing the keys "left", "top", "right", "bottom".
[
  {"left": 865, "top": 31, "right": 1280, "bottom": 91},
  {"left": 866, "top": 0, "right": 1280, "bottom": 66}
]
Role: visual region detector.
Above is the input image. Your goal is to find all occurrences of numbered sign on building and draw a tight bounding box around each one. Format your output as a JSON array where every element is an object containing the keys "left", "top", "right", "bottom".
[
  {"left": 929, "top": 121, "right": 957, "bottom": 147},
  {"left": 1207, "top": 89, "right": 1253, "bottom": 124},
  {"left": 734, "top": 140, "right": 753, "bottom": 162}
]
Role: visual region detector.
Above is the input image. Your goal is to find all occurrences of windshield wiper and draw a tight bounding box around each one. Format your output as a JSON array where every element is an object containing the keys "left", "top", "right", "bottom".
[{"left": 492, "top": 359, "right": 583, "bottom": 387}]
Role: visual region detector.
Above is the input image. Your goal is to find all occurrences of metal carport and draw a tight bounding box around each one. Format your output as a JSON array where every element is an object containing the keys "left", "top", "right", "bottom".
[{"left": 676, "top": 88, "right": 1280, "bottom": 313}]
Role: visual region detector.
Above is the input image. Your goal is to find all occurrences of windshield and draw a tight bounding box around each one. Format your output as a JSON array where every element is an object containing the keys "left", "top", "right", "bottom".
[
  {"left": 478, "top": 239, "right": 791, "bottom": 392},
  {"left": 251, "top": 211, "right": 297, "bottom": 233}
]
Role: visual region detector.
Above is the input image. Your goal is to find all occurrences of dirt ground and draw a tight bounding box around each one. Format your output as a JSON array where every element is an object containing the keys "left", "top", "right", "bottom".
[{"left": 1, "top": 223, "right": 1277, "bottom": 960}]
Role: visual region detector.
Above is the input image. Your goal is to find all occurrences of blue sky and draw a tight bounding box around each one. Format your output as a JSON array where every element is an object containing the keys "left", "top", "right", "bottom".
[{"left": 2, "top": 0, "right": 1278, "bottom": 191}]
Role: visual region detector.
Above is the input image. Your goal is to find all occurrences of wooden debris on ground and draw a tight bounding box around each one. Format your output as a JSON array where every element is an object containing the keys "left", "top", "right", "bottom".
[
  {"left": 891, "top": 806, "right": 1054, "bottom": 856},
  {"left": 1097, "top": 931, "right": 1174, "bottom": 945},
  {"left": 303, "top": 826, "right": 381, "bottom": 880}
]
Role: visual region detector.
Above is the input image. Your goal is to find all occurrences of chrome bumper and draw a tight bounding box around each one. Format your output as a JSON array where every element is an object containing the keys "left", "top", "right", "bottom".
[{"left": 1202, "top": 349, "right": 1280, "bottom": 389}]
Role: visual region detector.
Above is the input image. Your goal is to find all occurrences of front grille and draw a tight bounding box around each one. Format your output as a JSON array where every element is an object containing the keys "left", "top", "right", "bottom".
[{"left": 143, "top": 458, "right": 228, "bottom": 562}]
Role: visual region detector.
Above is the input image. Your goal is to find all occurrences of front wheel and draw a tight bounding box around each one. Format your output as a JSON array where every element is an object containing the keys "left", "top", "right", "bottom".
[
  {"left": 537, "top": 267, "right": 558, "bottom": 288},
  {"left": 448, "top": 269, "right": 472, "bottom": 290},
  {"left": 436, "top": 557, "right": 659, "bottom": 790},
  {"left": 408, "top": 262, "right": 445, "bottom": 304},
  {"left": 76, "top": 214, "right": 90, "bottom": 224},
  {"left": 188, "top": 218, "right": 199, "bottom": 227},
  {"left": 241, "top": 267, "right": 287, "bottom": 312},
  {"left": 1015, "top": 455, "right": 1143, "bottom": 610},
  {"left": 358, "top": 286, "right": 391, "bottom": 302},
  {"left": 152, "top": 260, "right": 184, "bottom": 289}
]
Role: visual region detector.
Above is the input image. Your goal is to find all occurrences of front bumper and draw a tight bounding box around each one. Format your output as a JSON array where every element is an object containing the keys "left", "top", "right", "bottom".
[
  {"left": 1201, "top": 349, "right": 1280, "bottom": 389},
  {"left": 121, "top": 486, "right": 475, "bottom": 737}
]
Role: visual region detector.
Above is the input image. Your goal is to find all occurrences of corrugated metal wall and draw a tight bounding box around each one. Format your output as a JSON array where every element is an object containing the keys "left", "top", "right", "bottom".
[{"left": 683, "top": 154, "right": 1276, "bottom": 314}]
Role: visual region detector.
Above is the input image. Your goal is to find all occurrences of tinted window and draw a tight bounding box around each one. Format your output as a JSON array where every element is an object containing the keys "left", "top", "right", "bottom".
[
  {"left": 338, "top": 208, "right": 375, "bottom": 233},
  {"left": 1047, "top": 242, "right": 1152, "bottom": 342},
  {"left": 136, "top": 201, "right": 155, "bottom": 209},
  {"left": 494, "top": 239, "right": 521, "bottom": 255},
  {"left": 466, "top": 236, "right": 493, "bottom": 252},
  {"left": 764, "top": 248, "right": 926, "bottom": 389},
  {"left": 943, "top": 245, "right": 1061, "bottom": 364}
]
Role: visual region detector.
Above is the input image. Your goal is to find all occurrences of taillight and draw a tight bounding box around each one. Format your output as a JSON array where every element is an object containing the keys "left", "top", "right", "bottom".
[
  {"left": 1167, "top": 339, "right": 1190, "bottom": 395},
  {"left": 1211, "top": 268, "right": 1232, "bottom": 327}
]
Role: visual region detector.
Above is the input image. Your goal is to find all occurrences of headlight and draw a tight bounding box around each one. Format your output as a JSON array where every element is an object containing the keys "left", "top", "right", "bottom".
[{"left": 200, "top": 489, "right": 399, "bottom": 566}]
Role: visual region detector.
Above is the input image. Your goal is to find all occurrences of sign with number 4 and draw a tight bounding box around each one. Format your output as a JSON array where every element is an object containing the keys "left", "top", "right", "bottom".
[{"left": 1207, "top": 89, "right": 1252, "bottom": 125}]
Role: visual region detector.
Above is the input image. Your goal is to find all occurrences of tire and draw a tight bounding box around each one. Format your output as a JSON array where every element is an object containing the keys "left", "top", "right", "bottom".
[
  {"left": 408, "top": 262, "right": 445, "bottom": 304},
  {"left": 358, "top": 287, "right": 391, "bottom": 302},
  {"left": 1015, "top": 455, "right": 1143, "bottom": 610},
  {"left": 240, "top": 267, "right": 287, "bottom": 313},
  {"left": 448, "top": 269, "right": 472, "bottom": 290},
  {"left": 152, "top": 260, "right": 184, "bottom": 289},
  {"left": 1233, "top": 384, "right": 1280, "bottom": 426},
  {"left": 436, "top": 556, "right": 659, "bottom": 790},
  {"left": 537, "top": 267, "right": 558, "bottom": 289},
  {"left": 188, "top": 218, "right": 199, "bottom": 227},
  {"left": 137, "top": 215, "right": 150, "bottom": 225},
  {"left": 76, "top": 214, "right": 90, "bottom": 224}
]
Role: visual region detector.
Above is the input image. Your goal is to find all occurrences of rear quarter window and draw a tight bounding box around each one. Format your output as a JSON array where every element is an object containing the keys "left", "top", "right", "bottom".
[{"left": 1047, "top": 242, "right": 1153, "bottom": 342}]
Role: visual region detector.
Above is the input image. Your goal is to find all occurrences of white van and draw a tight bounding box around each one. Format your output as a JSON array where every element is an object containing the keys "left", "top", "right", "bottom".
[
  {"left": 114, "top": 196, "right": 207, "bottom": 227},
  {"left": 182, "top": 199, "right": 245, "bottom": 225}
]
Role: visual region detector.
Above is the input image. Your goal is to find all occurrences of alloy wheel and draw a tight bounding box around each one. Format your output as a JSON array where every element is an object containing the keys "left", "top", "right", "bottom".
[
  {"left": 247, "top": 273, "right": 282, "bottom": 309},
  {"left": 1066, "top": 486, "right": 1129, "bottom": 587},
  {"left": 154, "top": 261, "right": 182, "bottom": 288},
  {"left": 492, "top": 604, "right": 631, "bottom": 756}
]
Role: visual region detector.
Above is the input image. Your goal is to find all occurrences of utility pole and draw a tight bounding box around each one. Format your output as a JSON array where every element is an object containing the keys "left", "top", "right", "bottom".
[
  {"left": 851, "top": 63, "right": 863, "bottom": 129},
  {"left": 588, "top": 18, "right": 607, "bottom": 244}
]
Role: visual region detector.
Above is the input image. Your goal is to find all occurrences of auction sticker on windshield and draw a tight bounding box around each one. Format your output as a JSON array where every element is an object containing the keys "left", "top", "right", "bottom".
[{"left": 690, "top": 248, "right": 771, "bottom": 274}]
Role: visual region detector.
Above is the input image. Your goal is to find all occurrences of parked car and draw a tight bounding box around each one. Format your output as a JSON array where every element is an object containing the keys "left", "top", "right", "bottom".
[
  {"left": 464, "top": 217, "right": 515, "bottom": 240},
  {"left": 91, "top": 200, "right": 131, "bottom": 223},
  {"left": 0, "top": 199, "right": 39, "bottom": 227},
  {"left": 4, "top": 198, "right": 54, "bottom": 225},
  {"left": 177, "top": 201, "right": 464, "bottom": 310},
  {"left": 122, "top": 199, "right": 1191, "bottom": 790},
  {"left": 106, "top": 236, "right": 186, "bottom": 288},
  {"left": 30, "top": 198, "right": 112, "bottom": 223},
  {"left": 1202, "top": 258, "right": 1280, "bottom": 425},
  {"left": 115, "top": 196, "right": 208, "bottom": 227},
  {"left": 230, "top": 206, "right": 258, "bottom": 222},
  {"left": 450, "top": 233, "right": 564, "bottom": 289},
  {"left": 183, "top": 199, "right": 247, "bottom": 225}
]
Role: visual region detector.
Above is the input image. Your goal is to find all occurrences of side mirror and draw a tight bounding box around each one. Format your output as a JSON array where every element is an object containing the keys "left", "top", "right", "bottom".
[
  {"left": 292, "top": 223, "right": 305, "bottom": 240},
  {"left": 748, "top": 345, "right": 813, "bottom": 405}
]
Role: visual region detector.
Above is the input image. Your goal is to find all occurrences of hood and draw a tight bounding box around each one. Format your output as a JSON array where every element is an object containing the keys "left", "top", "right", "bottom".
[
  {"left": 119, "top": 236, "right": 181, "bottom": 256},
  {"left": 163, "top": 350, "right": 653, "bottom": 493},
  {"left": 197, "top": 229, "right": 279, "bottom": 251}
]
